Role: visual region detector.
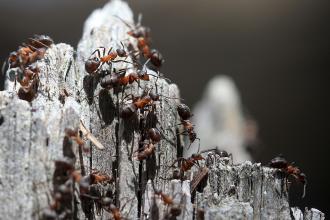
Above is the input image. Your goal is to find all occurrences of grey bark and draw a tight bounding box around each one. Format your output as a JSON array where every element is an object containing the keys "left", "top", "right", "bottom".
[{"left": 0, "top": 0, "right": 325, "bottom": 220}]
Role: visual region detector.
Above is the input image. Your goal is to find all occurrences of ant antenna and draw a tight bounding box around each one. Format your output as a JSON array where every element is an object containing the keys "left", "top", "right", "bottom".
[
  {"left": 113, "top": 15, "right": 134, "bottom": 29},
  {"left": 120, "top": 41, "right": 125, "bottom": 50}
]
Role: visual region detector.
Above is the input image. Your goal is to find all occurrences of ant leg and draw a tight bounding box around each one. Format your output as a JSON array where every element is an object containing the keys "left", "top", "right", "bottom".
[
  {"left": 107, "top": 47, "right": 113, "bottom": 55},
  {"left": 94, "top": 61, "right": 105, "bottom": 74},
  {"left": 120, "top": 93, "right": 134, "bottom": 104},
  {"left": 169, "top": 157, "right": 185, "bottom": 168},
  {"left": 91, "top": 47, "right": 104, "bottom": 58},
  {"left": 120, "top": 41, "right": 126, "bottom": 51},
  {"left": 177, "top": 131, "right": 188, "bottom": 136},
  {"left": 119, "top": 196, "right": 135, "bottom": 213}
]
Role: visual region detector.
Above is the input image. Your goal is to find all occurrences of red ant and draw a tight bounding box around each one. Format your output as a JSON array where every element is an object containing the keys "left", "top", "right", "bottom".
[
  {"left": 16, "top": 63, "right": 41, "bottom": 102},
  {"left": 171, "top": 153, "right": 204, "bottom": 173},
  {"left": 269, "top": 155, "right": 307, "bottom": 198},
  {"left": 154, "top": 190, "right": 174, "bottom": 206},
  {"left": 8, "top": 36, "right": 51, "bottom": 69},
  {"left": 85, "top": 44, "right": 134, "bottom": 75},
  {"left": 115, "top": 15, "right": 164, "bottom": 69},
  {"left": 177, "top": 104, "right": 200, "bottom": 149},
  {"left": 133, "top": 142, "right": 156, "bottom": 161},
  {"left": 100, "top": 68, "right": 150, "bottom": 89},
  {"left": 119, "top": 87, "right": 179, "bottom": 119},
  {"left": 133, "top": 127, "right": 161, "bottom": 161},
  {"left": 7, "top": 35, "right": 53, "bottom": 102},
  {"left": 119, "top": 89, "right": 157, "bottom": 119}
]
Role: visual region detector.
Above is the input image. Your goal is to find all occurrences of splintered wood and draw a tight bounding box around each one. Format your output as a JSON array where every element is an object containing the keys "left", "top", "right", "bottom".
[{"left": 0, "top": 0, "right": 325, "bottom": 220}]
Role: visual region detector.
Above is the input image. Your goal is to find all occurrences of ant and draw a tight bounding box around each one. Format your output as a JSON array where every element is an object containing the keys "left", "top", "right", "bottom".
[
  {"left": 172, "top": 153, "right": 204, "bottom": 173},
  {"left": 115, "top": 14, "right": 151, "bottom": 43},
  {"left": 8, "top": 36, "right": 51, "bottom": 69},
  {"left": 133, "top": 142, "right": 156, "bottom": 161},
  {"left": 100, "top": 68, "right": 150, "bottom": 89},
  {"left": 88, "top": 171, "right": 113, "bottom": 185},
  {"left": 177, "top": 103, "right": 200, "bottom": 149},
  {"left": 116, "top": 15, "right": 164, "bottom": 69},
  {"left": 6, "top": 35, "right": 53, "bottom": 102},
  {"left": 269, "top": 155, "right": 307, "bottom": 198},
  {"left": 85, "top": 44, "right": 134, "bottom": 75},
  {"left": 154, "top": 190, "right": 174, "bottom": 206},
  {"left": 120, "top": 87, "right": 180, "bottom": 119},
  {"left": 119, "top": 89, "right": 157, "bottom": 119},
  {"left": 78, "top": 170, "right": 113, "bottom": 194},
  {"left": 64, "top": 127, "right": 84, "bottom": 146},
  {"left": 17, "top": 76, "right": 39, "bottom": 102},
  {"left": 108, "top": 204, "right": 123, "bottom": 220},
  {"left": 133, "top": 127, "right": 162, "bottom": 161}
]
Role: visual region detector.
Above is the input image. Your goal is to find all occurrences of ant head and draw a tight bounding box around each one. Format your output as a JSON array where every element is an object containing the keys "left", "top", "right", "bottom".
[
  {"left": 116, "top": 48, "right": 127, "bottom": 57},
  {"left": 119, "top": 104, "right": 137, "bottom": 119},
  {"left": 85, "top": 57, "right": 100, "bottom": 74}
]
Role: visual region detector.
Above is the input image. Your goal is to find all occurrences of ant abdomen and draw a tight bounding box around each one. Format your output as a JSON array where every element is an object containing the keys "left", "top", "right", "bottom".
[
  {"left": 177, "top": 104, "right": 192, "bottom": 120},
  {"left": 148, "top": 128, "right": 161, "bottom": 143}
]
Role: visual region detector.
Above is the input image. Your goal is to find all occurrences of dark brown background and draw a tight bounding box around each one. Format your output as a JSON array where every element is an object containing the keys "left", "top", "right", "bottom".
[{"left": 0, "top": 0, "right": 329, "bottom": 215}]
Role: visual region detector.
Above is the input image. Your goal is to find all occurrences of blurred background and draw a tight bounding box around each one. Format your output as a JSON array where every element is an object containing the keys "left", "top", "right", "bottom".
[{"left": 0, "top": 0, "right": 329, "bottom": 215}]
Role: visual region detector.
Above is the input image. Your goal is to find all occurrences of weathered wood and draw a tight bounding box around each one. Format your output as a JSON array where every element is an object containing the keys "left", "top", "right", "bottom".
[
  {"left": 194, "top": 152, "right": 324, "bottom": 220},
  {"left": 0, "top": 41, "right": 80, "bottom": 219},
  {"left": 76, "top": 0, "right": 180, "bottom": 218},
  {"left": 0, "top": 0, "right": 325, "bottom": 219}
]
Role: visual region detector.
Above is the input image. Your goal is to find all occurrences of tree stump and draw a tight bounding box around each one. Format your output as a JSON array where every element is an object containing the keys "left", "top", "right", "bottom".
[{"left": 0, "top": 0, "right": 325, "bottom": 219}]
